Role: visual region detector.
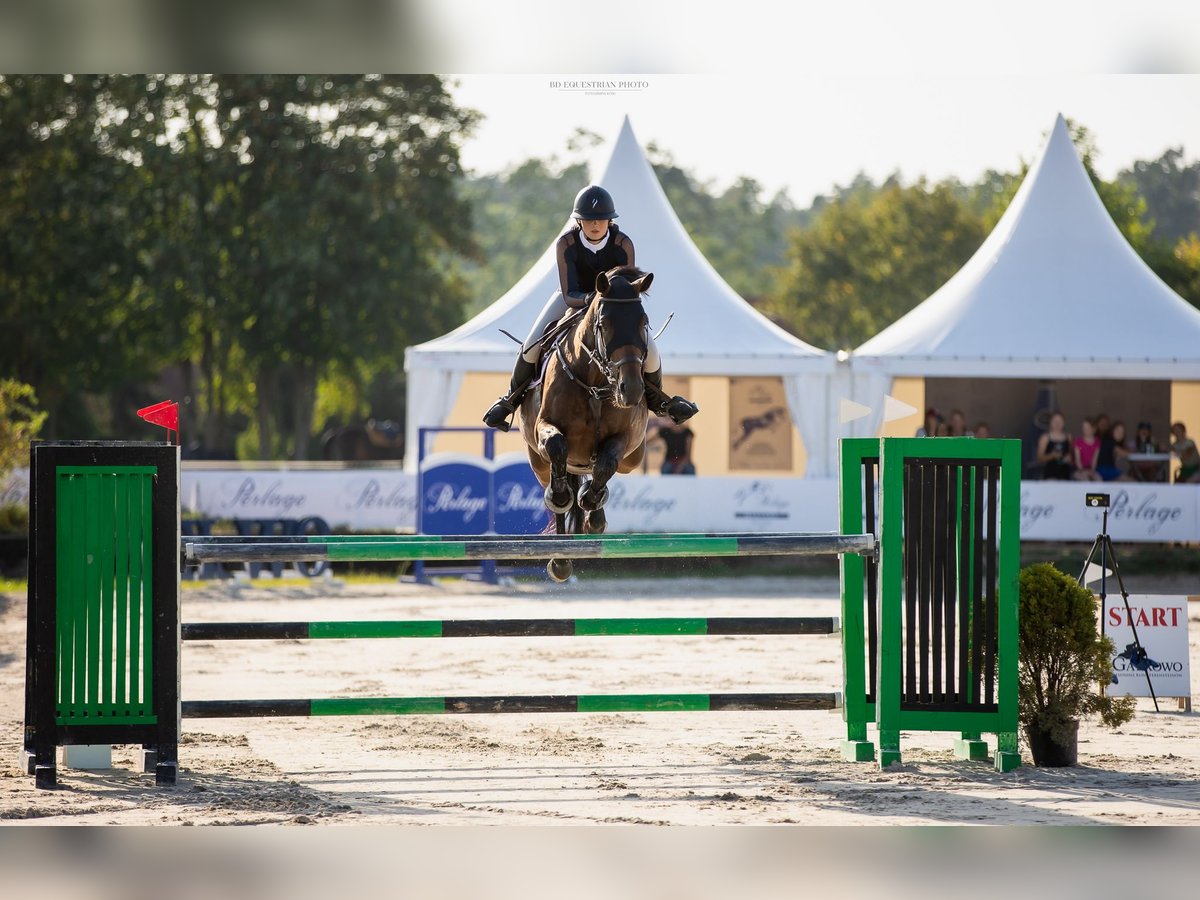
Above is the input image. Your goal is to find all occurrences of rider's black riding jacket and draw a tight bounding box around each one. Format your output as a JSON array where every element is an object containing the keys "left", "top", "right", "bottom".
[{"left": 555, "top": 224, "right": 635, "bottom": 309}]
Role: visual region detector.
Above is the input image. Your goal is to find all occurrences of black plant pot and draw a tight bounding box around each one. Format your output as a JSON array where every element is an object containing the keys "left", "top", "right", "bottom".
[{"left": 1025, "top": 720, "right": 1079, "bottom": 766}]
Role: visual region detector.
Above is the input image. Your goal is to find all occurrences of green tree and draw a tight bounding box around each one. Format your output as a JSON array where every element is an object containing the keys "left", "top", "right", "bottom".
[
  {"left": 457, "top": 157, "right": 587, "bottom": 316},
  {"left": 143, "top": 75, "right": 477, "bottom": 458},
  {"left": 764, "top": 179, "right": 986, "bottom": 351},
  {"left": 0, "top": 379, "right": 45, "bottom": 478},
  {"left": 0, "top": 75, "right": 167, "bottom": 436},
  {"left": 1120, "top": 147, "right": 1200, "bottom": 245}
]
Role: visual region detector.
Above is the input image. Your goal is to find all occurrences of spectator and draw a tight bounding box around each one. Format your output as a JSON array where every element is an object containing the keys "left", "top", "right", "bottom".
[
  {"left": 1072, "top": 418, "right": 1102, "bottom": 481},
  {"left": 1096, "top": 419, "right": 1126, "bottom": 482},
  {"left": 946, "top": 409, "right": 969, "bottom": 437},
  {"left": 1037, "top": 412, "right": 1074, "bottom": 480},
  {"left": 916, "top": 408, "right": 942, "bottom": 437},
  {"left": 1135, "top": 421, "right": 1158, "bottom": 453},
  {"left": 653, "top": 420, "right": 696, "bottom": 475},
  {"left": 1171, "top": 422, "right": 1200, "bottom": 483},
  {"left": 1132, "top": 421, "right": 1168, "bottom": 482},
  {"left": 973, "top": 421, "right": 991, "bottom": 439}
]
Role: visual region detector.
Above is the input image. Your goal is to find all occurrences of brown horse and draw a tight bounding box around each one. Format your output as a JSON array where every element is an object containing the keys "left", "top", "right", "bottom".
[{"left": 520, "top": 266, "right": 653, "bottom": 581}]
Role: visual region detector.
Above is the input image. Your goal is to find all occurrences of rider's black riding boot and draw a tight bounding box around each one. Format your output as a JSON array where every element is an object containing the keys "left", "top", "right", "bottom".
[
  {"left": 483, "top": 355, "right": 537, "bottom": 431},
  {"left": 644, "top": 369, "right": 699, "bottom": 424}
]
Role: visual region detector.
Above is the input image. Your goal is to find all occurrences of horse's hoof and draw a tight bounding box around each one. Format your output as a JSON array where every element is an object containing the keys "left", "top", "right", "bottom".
[
  {"left": 585, "top": 508, "right": 607, "bottom": 534},
  {"left": 544, "top": 485, "right": 573, "bottom": 514},
  {"left": 577, "top": 482, "right": 609, "bottom": 512},
  {"left": 547, "top": 558, "right": 573, "bottom": 582}
]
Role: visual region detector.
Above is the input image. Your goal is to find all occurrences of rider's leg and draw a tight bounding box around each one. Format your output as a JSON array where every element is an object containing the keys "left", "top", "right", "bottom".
[
  {"left": 642, "top": 334, "right": 699, "bottom": 424},
  {"left": 483, "top": 292, "right": 570, "bottom": 430}
]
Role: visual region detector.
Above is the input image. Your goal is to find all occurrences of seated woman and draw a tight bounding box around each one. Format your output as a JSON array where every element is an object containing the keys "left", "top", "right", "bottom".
[
  {"left": 1131, "top": 421, "right": 1168, "bottom": 482},
  {"left": 1037, "top": 412, "right": 1074, "bottom": 480},
  {"left": 1097, "top": 420, "right": 1132, "bottom": 482},
  {"left": 1072, "top": 418, "right": 1102, "bottom": 482},
  {"left": 1170, "top": 422, "right": 1200, "bottom": 483}
]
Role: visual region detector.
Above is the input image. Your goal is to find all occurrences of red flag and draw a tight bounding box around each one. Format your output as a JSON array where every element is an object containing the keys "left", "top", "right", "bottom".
[{"left": 137, "top": 401, "right": 179, "bottom": 442}]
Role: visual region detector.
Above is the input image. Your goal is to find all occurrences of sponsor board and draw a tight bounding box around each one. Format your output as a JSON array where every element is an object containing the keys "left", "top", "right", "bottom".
[
  {"left": 1103, "top": 594, "right": 1192, "bottom": 701},
  {"left": 3, "top": 463, "right": 1171, "bottom": 539}
]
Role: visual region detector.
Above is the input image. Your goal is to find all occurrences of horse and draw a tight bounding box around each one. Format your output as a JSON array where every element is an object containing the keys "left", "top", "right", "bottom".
[{"left": 520, "top": 265, "right": 653, "bottom": 582}]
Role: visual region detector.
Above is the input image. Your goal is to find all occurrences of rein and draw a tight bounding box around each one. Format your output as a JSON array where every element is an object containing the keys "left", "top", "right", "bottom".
[{"left": 556, "top": 300, "right": 646, "bottom": 399}]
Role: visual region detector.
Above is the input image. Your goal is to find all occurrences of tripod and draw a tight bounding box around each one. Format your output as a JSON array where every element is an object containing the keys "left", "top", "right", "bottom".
[{"left": 1077, "top": 506, "right": 1159, "bottom": 711}]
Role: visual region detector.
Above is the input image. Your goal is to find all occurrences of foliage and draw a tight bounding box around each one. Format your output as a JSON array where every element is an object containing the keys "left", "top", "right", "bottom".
[
  {"left": 0, "top": 74, "right": 476, "bottom": 458},
  {"left": 1017, "top": 563, "right": 1135, "bottom": 743},
  {"left": 764, "top": 178, "right": 985, "bottom": 350},
  {"left": 0, "top": 503, "right": 29, "bottom": 535},
  {"left": 1120, "top": 147, "right": 1200, "bottom": 245},
  {"left": 456, "top": 156, "right": 587, "bottom": 316},
  {"left": 0, "top": 75, "right": 167, "bottom": 435},
  {"left": 0, "top": 379, "right": 46, "bottom": 477},
  {"left": 647, "top": 145, "right": 810, "bottom": 302}
]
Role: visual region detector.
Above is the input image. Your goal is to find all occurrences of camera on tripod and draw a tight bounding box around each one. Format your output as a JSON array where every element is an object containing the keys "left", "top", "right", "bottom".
[{"left": 1086, "top": 492, "right": 1110, "bottom": 509}]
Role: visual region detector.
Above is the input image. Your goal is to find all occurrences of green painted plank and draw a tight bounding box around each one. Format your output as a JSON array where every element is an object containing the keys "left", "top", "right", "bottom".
[
  {"left": 84, "top": 473, "right": 100, "bottom": 715},
  {"left": 99, "top": 472, "right": 116, "bottom": 709},
  {"left": 600, "top": 537, "right": 739, "bottom": 558},
  {"left": 308, "top": 621, "right": 444, "bottom": 639},
  {"left": 574, "top": 618, "right": 708, "bottom": 636},
  {"left": 577, "top": 694, "right": 710, "bottom": 712},
  {"left": 311, "top": 697, "right": 446, "bottom": 716},
  {"left": 326, "top": 541, "right": 469, "bottom": 561},
  {"left": 114, "top": 473, "right": 129, "bottom": 710}
]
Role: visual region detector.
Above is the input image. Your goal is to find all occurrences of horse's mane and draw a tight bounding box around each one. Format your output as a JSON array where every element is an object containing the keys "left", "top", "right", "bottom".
[{"left": 601, "top": 265, "right": 647, "bottom": 288}]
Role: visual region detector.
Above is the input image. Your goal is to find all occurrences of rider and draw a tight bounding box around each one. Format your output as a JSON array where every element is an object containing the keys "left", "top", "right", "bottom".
[{"left": 482, "top": 184, "right": 699, "bottom": 431}]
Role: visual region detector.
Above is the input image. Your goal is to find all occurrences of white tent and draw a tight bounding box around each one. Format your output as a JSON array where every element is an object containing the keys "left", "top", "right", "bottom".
[
  {"left": 404, "top": 116, "right": 833, "bottom": 470},
  {"left": 852, "top": 113, "right": 1200, "bottom": 381},
  {"left": 839, "top": 113, "right": 1200, "bottom": 467}
]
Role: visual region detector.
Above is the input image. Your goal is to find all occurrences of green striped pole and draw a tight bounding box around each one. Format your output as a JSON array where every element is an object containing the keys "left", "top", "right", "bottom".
[
  {"left": 185, "top": 532, "right": 875, "bottom": 563},
  {"left": 182, "top": 616, "right": 840, "bottom": 641},
  {"left": 181, "top": 692, "right": 842, "bottom": 718}
]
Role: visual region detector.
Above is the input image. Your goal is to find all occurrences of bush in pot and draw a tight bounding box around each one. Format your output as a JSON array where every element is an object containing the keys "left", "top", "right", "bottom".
[{"left": 1018, "top": 563, "right": 1135, "bottom": 766}]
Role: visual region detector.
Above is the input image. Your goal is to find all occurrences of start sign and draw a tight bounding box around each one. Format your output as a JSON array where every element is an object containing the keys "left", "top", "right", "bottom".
[{"left": 1103, "top": 595, "right": 1192, "bottom": 704}]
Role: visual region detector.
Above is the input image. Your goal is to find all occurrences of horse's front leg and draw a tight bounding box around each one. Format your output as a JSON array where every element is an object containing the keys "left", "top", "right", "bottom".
[
  {"left": 538, "top": 421, "right": 573, "bottom": 516},
  {"left": 578, "top": 434, "right": 626, "bottom": 534}
]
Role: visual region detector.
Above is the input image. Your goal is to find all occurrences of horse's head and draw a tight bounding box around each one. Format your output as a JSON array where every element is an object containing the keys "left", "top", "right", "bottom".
[{"left": 591, "top": 266, "right": 653, "bottom": 409}]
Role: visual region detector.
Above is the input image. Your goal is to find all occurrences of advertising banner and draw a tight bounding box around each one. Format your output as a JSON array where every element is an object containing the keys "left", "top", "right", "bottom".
[
  {"left": 492, "top": 452, "right": 551, "bottom": 534},
  {"left": 728, "top": 376, "right": 792, "bottom": 471},
  {"left": 141, "top": 465, "right": 1200, "bottom": 539},
  {"left": 418, "top": 454, "right": 491, "bottom": 535},
  {"left": 1103, "top": 594, "right": 1192, "bottom": 702}
]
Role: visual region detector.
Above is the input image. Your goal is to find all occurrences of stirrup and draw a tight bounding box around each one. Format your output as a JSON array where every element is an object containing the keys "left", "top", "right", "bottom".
[
  {"left": 483, "top": 396, "right": 518, "bottom": 431},
  {"left": 664, "top": 396, "right": 699, "bottom": 425}
]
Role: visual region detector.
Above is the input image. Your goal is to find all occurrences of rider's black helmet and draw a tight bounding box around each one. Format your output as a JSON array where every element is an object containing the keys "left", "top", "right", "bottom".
[{"left": 572, "top": 185, "right": 618, "bottom": 220}]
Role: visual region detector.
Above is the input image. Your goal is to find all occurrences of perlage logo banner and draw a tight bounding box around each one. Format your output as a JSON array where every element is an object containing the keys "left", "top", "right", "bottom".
[{"left": 419, "top": 451, "right": 546, "bottom": 536}]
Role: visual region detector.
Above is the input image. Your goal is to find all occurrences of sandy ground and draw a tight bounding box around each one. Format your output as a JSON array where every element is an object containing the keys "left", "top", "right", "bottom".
[{"left": 2, "top": 573, "right": 1199, "bottom": 826}]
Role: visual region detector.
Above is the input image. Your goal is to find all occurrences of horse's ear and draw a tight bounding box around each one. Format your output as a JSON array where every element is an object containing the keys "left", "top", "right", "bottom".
[
  {"left": 633, "top": 272, "right": 654, "bottom": 293},
  {"left": 595, "top": 271, "right": 610, "bottom": 295}
]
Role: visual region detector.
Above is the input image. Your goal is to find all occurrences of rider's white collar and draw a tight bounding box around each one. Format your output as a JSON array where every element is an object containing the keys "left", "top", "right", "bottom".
[{"left": 580, "top": 230, "right": 610, "bottom": 252}]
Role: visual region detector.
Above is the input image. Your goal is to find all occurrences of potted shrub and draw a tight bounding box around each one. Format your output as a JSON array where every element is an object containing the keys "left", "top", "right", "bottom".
[{"left": 1018, "top": 563, "right": 1135, "bottom": 766}]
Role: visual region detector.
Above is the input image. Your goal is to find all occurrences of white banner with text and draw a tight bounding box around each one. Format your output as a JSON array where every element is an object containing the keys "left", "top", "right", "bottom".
[{"left": 5, "top": 466, "right": 1200, "bottom": 540}]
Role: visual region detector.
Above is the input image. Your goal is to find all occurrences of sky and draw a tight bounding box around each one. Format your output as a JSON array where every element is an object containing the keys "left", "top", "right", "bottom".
[{"left": 448, "top": 74, "right": 1200, "bottom": 207}]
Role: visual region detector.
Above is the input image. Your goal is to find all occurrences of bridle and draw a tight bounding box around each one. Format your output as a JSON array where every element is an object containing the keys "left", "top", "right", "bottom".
[{"left": 555, "top": 297, "right": 646, "bottom": 404}]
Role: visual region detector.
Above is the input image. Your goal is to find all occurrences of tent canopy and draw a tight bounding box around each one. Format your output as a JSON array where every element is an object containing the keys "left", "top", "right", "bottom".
[{"left": 852, "top": 114, "right": 1200, "bottom": 380}]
